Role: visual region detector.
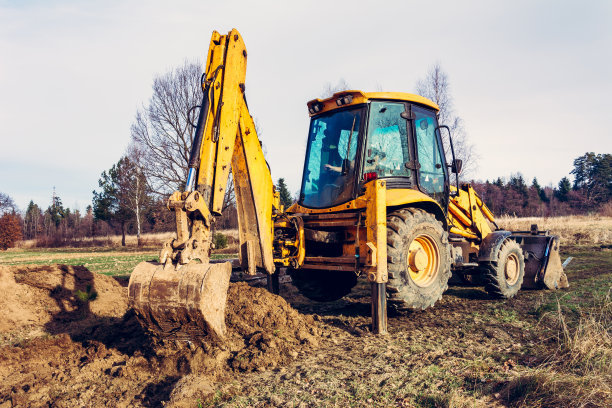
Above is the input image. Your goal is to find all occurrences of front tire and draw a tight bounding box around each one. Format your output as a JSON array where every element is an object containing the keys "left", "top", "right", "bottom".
[
  {"left": 481, "top": 239, "right": 525, "bottom": 298},
  {"left": 386, "top": 208, "right": 452, "bottom": 311}
]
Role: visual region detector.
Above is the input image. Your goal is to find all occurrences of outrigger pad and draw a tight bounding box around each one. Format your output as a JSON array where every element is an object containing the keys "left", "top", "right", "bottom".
[{"left": 128, "top": 260, "right": 232, "bottom": 342}]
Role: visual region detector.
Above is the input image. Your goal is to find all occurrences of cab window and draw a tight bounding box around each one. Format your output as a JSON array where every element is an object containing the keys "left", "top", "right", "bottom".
[
  {"left": 414, "top": 106, "right": 445, "bottom": 194},
  {"left": 364, "top": 102, "right": 410, "bottom": 178},
  {"left": 300, "top": 107, "right": 362, "bottom": 208}
]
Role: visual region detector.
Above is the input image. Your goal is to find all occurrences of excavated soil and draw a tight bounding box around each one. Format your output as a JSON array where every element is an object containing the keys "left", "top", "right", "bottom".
[{"left": 0, "top": 265, "right": 321, "bottom": 407}]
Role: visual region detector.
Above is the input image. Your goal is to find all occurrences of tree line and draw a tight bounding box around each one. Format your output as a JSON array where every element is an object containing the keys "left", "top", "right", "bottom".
[
  {"left": 473, "top": 152, "right": 612, "bottom": 217},
  {"left": 1, "top": 62, "right": 609, "bottom": 250}
]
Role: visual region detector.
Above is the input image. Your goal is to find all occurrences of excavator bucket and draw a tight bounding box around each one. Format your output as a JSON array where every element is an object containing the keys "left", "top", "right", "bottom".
[
  {"left": 128, "top": 260, "right": 232, "bottom": 342},
  {"left": 512, "top": 230, "right": 569, "bottom": 290}
]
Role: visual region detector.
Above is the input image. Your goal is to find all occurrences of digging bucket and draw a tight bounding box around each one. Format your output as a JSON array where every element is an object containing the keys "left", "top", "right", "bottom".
[
  {"left": 128, "top": 260, "right": 232, "bottom": 342},
  {"left": 512, "top": 232, "right": 569, "bottom": 290}
]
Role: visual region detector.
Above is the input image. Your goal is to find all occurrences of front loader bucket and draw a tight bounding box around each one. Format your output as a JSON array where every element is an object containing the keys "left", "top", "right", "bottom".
[
  {"left": 512, "top": 232, "right": 569, "bottom": 290},
  {"left": 128, "top": 260, "right": 232, "bottom": 342}
]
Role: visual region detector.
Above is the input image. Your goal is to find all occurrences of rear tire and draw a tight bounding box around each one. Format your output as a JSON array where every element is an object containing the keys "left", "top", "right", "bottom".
[
  {"left": 386, "top": 208, "right": 452, "bottom": 311},
  {"left": 288, "top": 269, "right": 357, "bottom": 302},
  {"left": 481, "top": 239, "right": 525, "bottom": 298}
]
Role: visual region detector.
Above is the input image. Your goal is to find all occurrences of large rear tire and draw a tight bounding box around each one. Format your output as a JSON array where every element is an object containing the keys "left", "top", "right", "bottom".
[
  {"left": 481, "top": 239, "right": 525, "bottom": 298},
  {"left": 386, "top": 208, "right": 452, "bottom": 311},
  {"left": 288, "top": 269, "right": 357, "bottom": 302}
]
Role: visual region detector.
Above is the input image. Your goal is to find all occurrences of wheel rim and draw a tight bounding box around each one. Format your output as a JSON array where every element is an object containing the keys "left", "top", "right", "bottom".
[
  {"left": 505, "top": 253, "right": 520, "bottom": 285},
  {"left": 407, "top": 234, "right": 440, "bottom": 288}
]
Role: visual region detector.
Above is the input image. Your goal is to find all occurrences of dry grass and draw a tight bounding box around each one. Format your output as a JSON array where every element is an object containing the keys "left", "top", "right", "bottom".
[
  {"left": 501, "top": 291, "right": 612, "bottom": 407},
  {"left": 497, "top": 215, "right": 612, "bottom": 245},
  {"left": 16, "top": 232, "right": 175, "bottom": 249},
  {"left": 15, "top": 230, "right": 240, "bottom": 252}
]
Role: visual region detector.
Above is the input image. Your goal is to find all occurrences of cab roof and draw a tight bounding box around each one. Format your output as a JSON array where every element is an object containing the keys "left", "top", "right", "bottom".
[{"left": 307, "top": 90, "right": 439, "bottom": 117}]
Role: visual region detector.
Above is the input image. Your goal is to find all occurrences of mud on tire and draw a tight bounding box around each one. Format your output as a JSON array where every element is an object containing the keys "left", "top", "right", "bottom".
[
  {"left": 481, "top": 239, "right": 525, "bottom": 299},
  {"left": 386, "top": 208, "right": 452, "bottom": 311},
  {"left": 288, "top": 269, "right": 357, "bottom": 302}
]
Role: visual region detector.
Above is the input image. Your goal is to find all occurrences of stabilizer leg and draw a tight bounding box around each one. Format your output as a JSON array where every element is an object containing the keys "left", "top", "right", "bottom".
[
  {"left": 371, "top": 282, "right": 388, "bottom": 334},
  {"left": 267, "top": 271, "right": 280, "bottom": 295}
]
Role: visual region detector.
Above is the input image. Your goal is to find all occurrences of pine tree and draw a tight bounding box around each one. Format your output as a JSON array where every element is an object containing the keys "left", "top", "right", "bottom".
[
  {"left": 531, "top": 177, "right": 548, "bottom": 202},
  {"left": 555, "top": 177, "right": 572, "bottom": 202},
  {"left": 276, "top": 178, "right": 293, "bottom": 208},
  {"left": 47, "top": 194, "right": 65, "bottom": 228},
  {"left": 93, "top": 157, "right": 138, "bottom": 246},
  {"left": 570, "top": 152, "right": 612, "bottom": 205}
]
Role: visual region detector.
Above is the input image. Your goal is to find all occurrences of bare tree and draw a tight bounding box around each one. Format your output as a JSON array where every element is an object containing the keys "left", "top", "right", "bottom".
[
  {"left": 322, "top": 78, "right": 350, "bottom": 98},
  {"left": 131, "top": 60, "right": 236, "bottom": 213},
  {"left": 131, "top": 60, "right": 203, "bottom": 194},
  {"left": 0, "top": 192, "right": 17, "bottom": 215},
  {"left": 126, "top": 144, "right": 150, "bottom": 245},
  {"left": 416, "top": 64, "right": 477, "bottom": 176}
]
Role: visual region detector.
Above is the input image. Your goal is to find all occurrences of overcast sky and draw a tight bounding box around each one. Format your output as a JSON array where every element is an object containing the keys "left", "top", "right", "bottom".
[{"left": 1, "top": 0, "right": 611, "bottom": 212}]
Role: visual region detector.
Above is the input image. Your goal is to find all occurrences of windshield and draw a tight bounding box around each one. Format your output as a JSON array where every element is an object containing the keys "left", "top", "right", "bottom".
[
  {"left": 364, "top": 101, "right": 411, "bottom": 178},
  {"left": 300, "top": 107, "right": 363, "bottom": 208}
]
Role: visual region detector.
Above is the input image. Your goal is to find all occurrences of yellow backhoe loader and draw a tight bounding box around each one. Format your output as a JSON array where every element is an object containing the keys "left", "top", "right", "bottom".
[{"left": 128, "top": 29, "right": 569, "bottom": 340}]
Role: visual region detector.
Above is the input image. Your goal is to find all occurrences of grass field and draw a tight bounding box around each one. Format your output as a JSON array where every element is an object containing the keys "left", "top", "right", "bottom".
[
  {"left": 0, "top": 247, "right": 236, "bottom": 276},
  {"left": 497, "top": 215, "right": 612, "bottom": 245}
]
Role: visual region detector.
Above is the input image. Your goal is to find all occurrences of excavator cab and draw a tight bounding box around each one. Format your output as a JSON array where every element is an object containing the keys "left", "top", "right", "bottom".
[{"left": 300, "top": 94, "right": 448, "bottom": 210}]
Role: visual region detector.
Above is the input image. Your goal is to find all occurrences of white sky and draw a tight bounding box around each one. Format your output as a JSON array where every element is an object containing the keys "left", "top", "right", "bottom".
[{"left": 1, "top": 0, "right": 611, "bottom": 212}]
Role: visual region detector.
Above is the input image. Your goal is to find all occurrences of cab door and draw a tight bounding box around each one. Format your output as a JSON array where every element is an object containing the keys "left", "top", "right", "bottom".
[{"left": 411, "top": 105, "right": 449, "bottom": 206}]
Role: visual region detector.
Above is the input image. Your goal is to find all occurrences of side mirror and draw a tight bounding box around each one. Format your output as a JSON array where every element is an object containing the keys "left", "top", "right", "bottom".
[{"left": 451, "top": 159, "right": 463, "bottom": 174}]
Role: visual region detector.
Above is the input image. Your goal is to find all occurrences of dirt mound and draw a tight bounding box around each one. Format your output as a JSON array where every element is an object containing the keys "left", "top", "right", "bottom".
[
  {"left": 226, "top": 282, "right": 320, "bottom": 369},
  {"left": 0, "top": 264, "right": 127, "bottom": 341},
  {"left": 163, "top": 282, "right": 322, "bottom": 405},
  {"left": 0, "top": 265, "right": 322, "bottom": 407}
]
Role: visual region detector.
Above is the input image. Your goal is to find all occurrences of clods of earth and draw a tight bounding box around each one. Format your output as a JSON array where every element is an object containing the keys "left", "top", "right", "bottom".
[{"left": 0, "top": 265, "right": 321, "bottom": 407}]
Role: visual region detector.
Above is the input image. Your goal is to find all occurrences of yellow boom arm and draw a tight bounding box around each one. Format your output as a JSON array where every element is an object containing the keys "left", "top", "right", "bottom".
[{"left": 162, "top": 29, "right": 278, "bottom": 274}]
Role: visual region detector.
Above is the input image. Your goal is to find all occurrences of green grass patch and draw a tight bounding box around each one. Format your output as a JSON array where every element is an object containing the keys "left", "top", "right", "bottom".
[
  {"left": 0, "top": 248, "right": 237, "bottom": 276},
  {"left": 534, "top": 246, "right": 612, "bottom": 321}
]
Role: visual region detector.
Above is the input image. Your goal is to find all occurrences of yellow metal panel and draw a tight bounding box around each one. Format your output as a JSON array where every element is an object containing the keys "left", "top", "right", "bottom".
[
  {"left": 197, "top": 32, "right": 227, "bottom": 202},
  {"left": 364, "top": 92, "right": 439, "bottom": 110},
  {"left": 307, "top": 90, "right": 439, "bottom": 117},
  {"left": 230, "top": 102, "right": 276, "bottom": 274},
  {"left": 385, "top": 188, "right": 440, "bottom": 208},
  {"left": 211, "top": 29, "right": 248, "bottom": 214},
  {"left": 365, "top": 180, "right": 387, "bottom": 283},
  {"left": 447, "top": 185, "right": 493, "bottom": 241},
  {"left": 290, "top": 187, "right": 440, "bottom": 214},
  {"left": 467, "top": 185, "right": 492, "bottom": 239},
  {"left": 448, "top": 200, "right": 472, "bottom": 227}
]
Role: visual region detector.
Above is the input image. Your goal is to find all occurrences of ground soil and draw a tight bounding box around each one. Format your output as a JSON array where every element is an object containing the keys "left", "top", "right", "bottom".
[
  {"left": 0, "top": 245, "right": 609, "bottom": 407},
  {"left": 0, "top": 265, "right": 320, "bottom": 407}
]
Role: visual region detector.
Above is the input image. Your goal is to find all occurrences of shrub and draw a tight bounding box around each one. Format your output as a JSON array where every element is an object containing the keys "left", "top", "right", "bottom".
[
  {"left": 600, "top": 201, "right": 612, "bottom": 217},
  {"left": 75, "top": 284, "right": 98, "bottom": 303},
  {"left": 0, "top": 213, "right": 22, "bottom": 250},
  {"left": 213, "top": 232, "right": 228, "bottom": 249}
]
